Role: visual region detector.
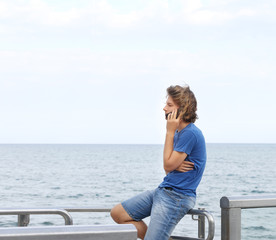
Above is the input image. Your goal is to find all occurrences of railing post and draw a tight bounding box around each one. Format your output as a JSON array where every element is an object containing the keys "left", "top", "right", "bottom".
[
  {"left": 220, "top": 196, "right": 244, "bottom": 240},
  {"left": 198, "top": 208, "right": 205, "bottom": 239},
  {"left": 221, "top": 207, "right": 241, "bottom": 240},
  {"left": 18, "top": 214, "right": 30, "bottom": 226}
]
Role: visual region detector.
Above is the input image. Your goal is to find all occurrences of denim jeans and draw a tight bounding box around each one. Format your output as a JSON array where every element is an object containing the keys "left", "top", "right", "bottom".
[{"left": 121, "top": 187, "right": 196, "bottom": 240}]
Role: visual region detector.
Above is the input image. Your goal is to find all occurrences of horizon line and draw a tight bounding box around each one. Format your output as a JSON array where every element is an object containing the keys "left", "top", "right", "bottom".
[{"left": 0, "top": 142, "right": 275, "bottom": 145}]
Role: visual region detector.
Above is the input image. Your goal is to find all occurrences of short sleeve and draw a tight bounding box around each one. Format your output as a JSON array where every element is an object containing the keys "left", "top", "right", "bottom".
[{"left": 174, "top": 130, "right": 197, "bottom": 155}]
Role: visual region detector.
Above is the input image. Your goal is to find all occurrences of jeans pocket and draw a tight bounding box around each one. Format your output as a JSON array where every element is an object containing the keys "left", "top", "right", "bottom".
[
  {"left": 181, "top": 196, "right": 196, "bottom": 211},
  {"left": 163, "top": 188, "right": 180, "bottom": 202}
]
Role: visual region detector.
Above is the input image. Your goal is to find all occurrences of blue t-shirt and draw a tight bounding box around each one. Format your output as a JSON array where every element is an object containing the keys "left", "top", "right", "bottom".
[{"left": 159, "top": 123, "right": 206, "bottom": 197}]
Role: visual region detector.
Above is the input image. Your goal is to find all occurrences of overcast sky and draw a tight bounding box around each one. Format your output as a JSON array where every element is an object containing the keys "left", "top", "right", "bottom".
[{"left": 0, "top": 0, "right": 275, "bottom": 144}]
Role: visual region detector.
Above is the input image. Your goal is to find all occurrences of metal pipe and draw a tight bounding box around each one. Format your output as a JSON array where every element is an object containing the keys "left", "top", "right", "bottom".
[
  {"left": 197, "top": 208, "right": 206, "bottom": 239},
  {"left": 189, "top": 209, "right": 215, "bottom": 240},
  {"left": 220, "top": 195, "right": 276, "bottom": 209},
  {"left": 18, "top": 214, "right": 30, "bottom": 227},
  {"left": 0, "top": 208, "right": 73, "bottom": 226},
  {"left": 64, "top": 206, "right": 112, "bottom": 212}
]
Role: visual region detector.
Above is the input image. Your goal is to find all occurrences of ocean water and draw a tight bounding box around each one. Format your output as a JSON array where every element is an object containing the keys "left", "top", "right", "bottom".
[{"left": 0, "top": 144, "right": 276, "bottom": 239}]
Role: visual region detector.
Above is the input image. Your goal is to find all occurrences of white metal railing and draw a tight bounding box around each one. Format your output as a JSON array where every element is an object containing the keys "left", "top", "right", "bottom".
[
  {"left": 0, "top": 208, "right": 73, "bottom": 226},
  {"left": 0, "top": 206, "right": 215, "bottom": 240},
  {"left": 63, "top": 207, "right": 215, "bottom": 240},
  {"left": 220, "top": 195, "right": 276, "bottom": 240}
]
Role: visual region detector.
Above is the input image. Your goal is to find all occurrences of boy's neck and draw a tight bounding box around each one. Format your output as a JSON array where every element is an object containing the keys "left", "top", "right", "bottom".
[{"left": 177, "top": 121, "right": 191, "bottom": 132}]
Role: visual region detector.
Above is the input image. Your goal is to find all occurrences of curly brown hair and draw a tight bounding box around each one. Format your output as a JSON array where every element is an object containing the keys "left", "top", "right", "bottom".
[{"left": 167, "top": 85, "right": 198, "bottom": 123}]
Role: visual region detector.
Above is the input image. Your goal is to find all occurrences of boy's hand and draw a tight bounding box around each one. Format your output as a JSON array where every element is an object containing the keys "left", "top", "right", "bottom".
[
  {"left": 166, "top": 109, "right": 180, "bottom": 133},
  {"left": 175, "top": 161, "right": 194, "bottom": 172}
]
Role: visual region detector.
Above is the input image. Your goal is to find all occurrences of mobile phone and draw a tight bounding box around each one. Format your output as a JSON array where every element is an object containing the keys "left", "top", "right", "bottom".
[{"left": 165, "top": 109, "right": 180, "bottom": 120}]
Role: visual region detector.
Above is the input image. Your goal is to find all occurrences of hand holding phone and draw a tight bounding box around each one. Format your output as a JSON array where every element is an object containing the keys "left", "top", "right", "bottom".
[
  {"left": 166, "top": 109, "right": 180, "bottom": 133},
  {"left": 165, "top": 109, "right": 180, "bottom": 120}
]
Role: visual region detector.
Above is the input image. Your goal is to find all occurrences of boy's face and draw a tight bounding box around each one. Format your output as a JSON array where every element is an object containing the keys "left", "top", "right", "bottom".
[{"left": 163, "top": 95, "right": 179, "bottom": 119}]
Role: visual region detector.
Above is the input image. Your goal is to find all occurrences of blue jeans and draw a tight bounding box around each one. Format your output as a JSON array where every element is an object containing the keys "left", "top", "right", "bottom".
[{"left": 121, "top": 187, "right": 196, "bottom": 240}]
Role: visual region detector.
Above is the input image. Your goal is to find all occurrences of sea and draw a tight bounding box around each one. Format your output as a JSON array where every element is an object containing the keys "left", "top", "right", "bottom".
[{"left": 0, "top": 144, "right": 275, "bottom": 239}]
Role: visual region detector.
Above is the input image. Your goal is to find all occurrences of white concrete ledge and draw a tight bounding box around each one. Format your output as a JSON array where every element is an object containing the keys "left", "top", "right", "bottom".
[{"left": 0, "top": 224, "right": 137, "bottom": 240}]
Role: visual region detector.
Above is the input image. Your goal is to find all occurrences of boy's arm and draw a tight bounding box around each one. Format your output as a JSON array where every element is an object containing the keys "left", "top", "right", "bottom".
[
  {"left": 175, "top": 160, "right": 194, "bottom": 172},
  {"left": 163, "top": 131, "right": 188, "bottom": 173},
  {"left": 163, "top": 135, "right": 194, "bottom": 174},
  {"left": 163, "top": 110, "right": 188, "bottom": 173},
  {"left": 163, "top": 109, "right": 194, "bottom": 174}
]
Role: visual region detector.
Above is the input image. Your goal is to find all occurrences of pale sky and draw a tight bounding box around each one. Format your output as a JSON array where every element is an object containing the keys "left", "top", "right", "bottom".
[{"left": 0, "top": 0, "right": 276, "bottom": 144}]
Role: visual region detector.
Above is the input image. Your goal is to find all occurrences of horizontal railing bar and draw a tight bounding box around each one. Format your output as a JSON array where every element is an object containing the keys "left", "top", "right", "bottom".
[
  {"left": 220, "top": 195, "right": 276, "bottom": 209},
  {"left": 64, "top": 206, "right": 208, "bottom": 216},
  {"left": 64, "top": 206, "right": 112, "bottom": 212},
  {"left": 0, "top": 208, "right": 73, "bottom": 225},
  {"left": 171, "top": 237, "right": 202, "bottom": 240},
  {"left": 0, "top": 206, "right": 212, "bottom": 217}
]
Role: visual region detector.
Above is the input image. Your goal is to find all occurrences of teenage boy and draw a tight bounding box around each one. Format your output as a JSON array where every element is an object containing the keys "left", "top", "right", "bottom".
[{"left": 111, "top": 85, "right": 206, "bottom": 240}]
